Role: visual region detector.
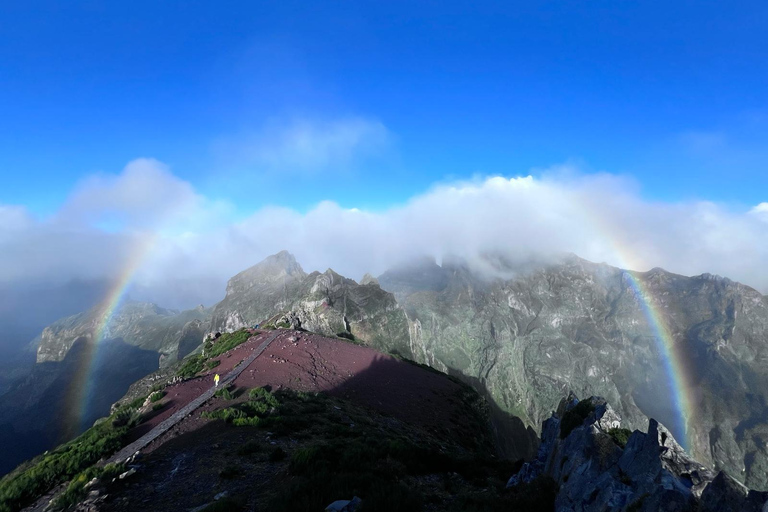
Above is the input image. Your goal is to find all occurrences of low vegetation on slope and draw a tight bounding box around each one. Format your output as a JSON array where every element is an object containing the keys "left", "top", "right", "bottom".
[
  {"left": 0, "top": 395, "right": 152, "bottom": 512},
  {"left": 93, "top": 387, "right": 557, "bottom": 512},
  {"left": 176, "top": 328, "right": 253, "bottom": 379}
]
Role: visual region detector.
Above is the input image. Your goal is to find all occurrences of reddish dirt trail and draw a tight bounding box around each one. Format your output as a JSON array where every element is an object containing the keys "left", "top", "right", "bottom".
[
  {"left": 125, "top": 329, "right": 475, "bottom": 457},
  {"left": 233, "top": 331, "right": 467, "bottom": 430},
  {"left": 124, "top": 330, "right": 274, "bottom": 441}
]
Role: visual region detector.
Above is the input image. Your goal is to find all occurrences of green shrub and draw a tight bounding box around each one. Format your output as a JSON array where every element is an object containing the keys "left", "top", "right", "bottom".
[
  {"left": 607, "top": 427, "right": 632, "bottom": 449},
  {"left": 127, "top": 395, "right": 147, "bottom": 409},
  {"left": 203, "top": 388, "right": 280, "bottom": 427},
  {"left": 152, "top": 402, "right": 165, "bottom": 411},
  {"left": 289, "top": 446, "right": 320, "bottom": 473},
  {"left": 205, "top": 359, "right": 221, "bottom": 370},
  {"left": 0, "top": 420, "right": 128, "bottom": 512},
  {"left": 232, "top": 417, "right": 263, "bottom": 427},
  {"left": 51, "top": 463, "right": 125, "bottom": 510},
  {"left": 248, "top": 387, "right": 279, "bottom": 408},
  {"left": 201, "top": 408, "right": 246, "bottom": 422},
  {"left": 559, "top": 400, "right": 596, "bottom": 439},
  {"left": 336, "top": 331, "right": 355, "bottom": 341},
  {"left": 177, "top": 355, "right": 205, "bottom": 378},
  {"left": 111, "top": 407, "right": 143, "bottom": 429},
  {"left": 207, "top": 329, "right": 252, "bottom": 358},
  {"left": 214, "top": 387, "right": 234, "bottom": 400},
  {"left": 149, "top": 391, "right": 165, "bottom": 403}
]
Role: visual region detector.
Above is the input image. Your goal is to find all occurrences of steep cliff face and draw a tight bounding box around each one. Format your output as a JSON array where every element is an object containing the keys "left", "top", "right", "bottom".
[
  {"left": 36, "top": 302, "right": 211, "bottom": 367},
  {"left": 379, "top": 255, "right": 768, "bottom": 489},
  {"left": 508, "top": 394, "right": 768, "bottom": 512}
]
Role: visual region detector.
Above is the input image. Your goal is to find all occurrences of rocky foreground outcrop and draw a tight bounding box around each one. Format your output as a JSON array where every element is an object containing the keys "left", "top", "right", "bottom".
[{"left": 508, "top": 394, "right": 768, "bottom": 511}]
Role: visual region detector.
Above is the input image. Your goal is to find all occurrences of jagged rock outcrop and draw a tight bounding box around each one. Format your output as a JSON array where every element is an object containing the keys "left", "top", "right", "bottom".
[
  {"left": 508, "top": 394, "right": 767, "bottom": 511},
  {"left": 210, "top": 252, "right": 411, "bottom": 355},
  {"left": 379, "top": 254, "right": 768, "bottom": 489}
]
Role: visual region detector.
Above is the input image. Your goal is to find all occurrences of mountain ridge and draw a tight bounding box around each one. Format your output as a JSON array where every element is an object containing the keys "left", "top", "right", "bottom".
[{"left": 12, "top": 250, "right": 768, "bottom": 492}]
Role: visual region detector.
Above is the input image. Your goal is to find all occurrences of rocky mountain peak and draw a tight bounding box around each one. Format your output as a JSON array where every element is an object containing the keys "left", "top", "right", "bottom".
[{"left": 225, "top": 251, "right": 306, "bottom": 297}]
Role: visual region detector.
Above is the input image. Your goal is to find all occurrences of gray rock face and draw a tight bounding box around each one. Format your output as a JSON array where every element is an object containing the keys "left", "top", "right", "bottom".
[
  {"left": 210, "top": 253, "right": 411, "bottom": 355},
  {"left": 210, "top": 250, "right": 308, "bottom": 333},
  {"left": 36, "top": 301, "right": 211, "bottom": 368},
  {"left": 379, "top": 254, "right": 768, "bottom": 489},
  {"left": 508, "top": 395, "right": 766, "bottom": 512}
]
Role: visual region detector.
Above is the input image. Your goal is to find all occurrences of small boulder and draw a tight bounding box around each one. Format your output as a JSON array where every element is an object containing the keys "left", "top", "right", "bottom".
[{"left": 118, "top": 468, "right": 137, "bottom": 480}]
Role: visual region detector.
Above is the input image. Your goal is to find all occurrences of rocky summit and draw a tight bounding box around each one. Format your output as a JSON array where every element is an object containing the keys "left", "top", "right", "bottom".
[{"left": 209, "top": 251, "right": 411, "bottom": 355}]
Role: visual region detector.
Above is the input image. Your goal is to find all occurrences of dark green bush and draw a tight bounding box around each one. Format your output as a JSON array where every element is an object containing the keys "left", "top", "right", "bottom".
[
  {"left": 214, "top": 387, "right": 234, "bottom": 400},
  {"left": 111, "top": 407, "right": 143, "bottom": 429},
  {"left": 177, "top": 355, "right": 205, "bottom": 378},
  {"left": 607, "top": 427, "right": 632, "bottom": 448},
  {"left": 201, "top": 408, "right": 246, "bottom": 422},
  {"left": 207, "top": 329, "right": 252, "bottom": 358},
  {"left": 149, "top": 391, "right": 165, "bottom": 403},
  {"left": 248, "top": 387, "right": 279, "bottom": 405}
]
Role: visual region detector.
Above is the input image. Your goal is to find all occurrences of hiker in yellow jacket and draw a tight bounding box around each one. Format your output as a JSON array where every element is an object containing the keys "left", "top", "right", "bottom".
[{"left": 214, "top": 373, "right": 220, "bottom": 387}]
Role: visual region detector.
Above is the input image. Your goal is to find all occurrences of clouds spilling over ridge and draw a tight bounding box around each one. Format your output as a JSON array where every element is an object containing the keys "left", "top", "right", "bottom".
[{"left": 1, "top": 159, "right": 768, "bottom": 310}]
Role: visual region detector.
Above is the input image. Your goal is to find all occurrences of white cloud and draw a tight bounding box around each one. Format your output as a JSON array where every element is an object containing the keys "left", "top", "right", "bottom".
[
  {"left": 214, "top": 117, "right": 390, "bottom": 173},
  {"left": 59, "top": 158, "right": 207, "bottom": 229},
  {"left": 750, "top": 202, "right": 768, "bottom": 221},
  {"left": 3, "top": 160, "right": 768, "bottom": 312}
]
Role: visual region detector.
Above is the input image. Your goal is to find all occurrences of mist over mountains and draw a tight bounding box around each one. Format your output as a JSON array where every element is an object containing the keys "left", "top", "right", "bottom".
[
  {"left": 3, "top": 162, "right": 768, "bottom": 326},
  {"left": 3, "top": 250, "right": 768, "bottom": 496}
]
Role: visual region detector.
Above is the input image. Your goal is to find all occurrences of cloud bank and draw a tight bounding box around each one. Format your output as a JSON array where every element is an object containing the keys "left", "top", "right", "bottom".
[{"left": 2, "top": 160, "right": 768, "bottom": 311}]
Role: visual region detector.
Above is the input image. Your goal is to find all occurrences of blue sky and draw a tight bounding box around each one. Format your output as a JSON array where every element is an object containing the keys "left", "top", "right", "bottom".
[{"left": 2, "top": 1, "right": 767, "bottom": 218}]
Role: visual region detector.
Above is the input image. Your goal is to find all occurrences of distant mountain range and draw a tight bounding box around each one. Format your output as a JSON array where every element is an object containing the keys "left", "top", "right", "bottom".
[{"left": 2, "top": 250, "right": 767, "bottom": 493}]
